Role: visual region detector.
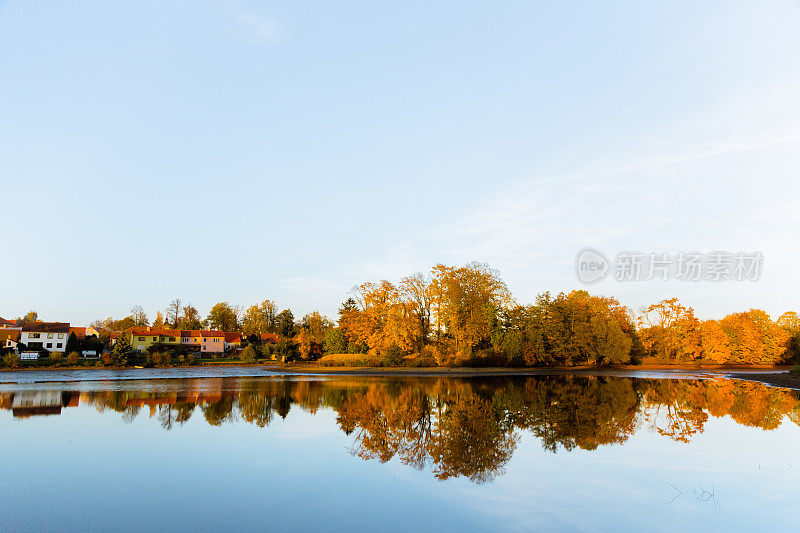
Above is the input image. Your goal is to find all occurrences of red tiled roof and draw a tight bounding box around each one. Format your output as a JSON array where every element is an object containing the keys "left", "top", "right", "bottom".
[
  {"left": 149, "top": 329, "right": 181, "bottom": 337},
  {"left": 200, "top": 330, "right": 224, "bottom": 338},
  {"left": 69, "top": 327, "right": 86, "bottom": 338},
  {"left": 260, "top": 333, "right": 280, "bottom": 344},
  {"left": 0, "top": 329, "right": 20, "bottom": 343},
  {"left": 0, "top": 317, "right": 17, "bottom": 327},
  {"left": 124, "top": 326, "right": 151, "bottom": 335},
  {"left": 224, "top": 332, "right": 241, "bottom": 342},
  {"left": 21, "top": 322, "right": 70, "bottom": 333}
]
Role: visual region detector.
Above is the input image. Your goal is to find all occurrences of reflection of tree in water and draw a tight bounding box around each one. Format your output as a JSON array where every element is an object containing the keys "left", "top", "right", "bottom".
[
  {"left": 9, "top": 375, "right": 800, "bottom": 483},
  {"left": 202, "top": 396, "right": 236, "bottom": 426},
  {"left": 427, "top": 394, "right": 518, "bottom": 483},
  {"left": 640, "top": 380, "right": 708, "bottom": 443},
  {"left": 158, "top": 403, "right": 196, "bottom": 430},
  {"left": 505, "top": 376, "right": 640, "bottom": 452}
]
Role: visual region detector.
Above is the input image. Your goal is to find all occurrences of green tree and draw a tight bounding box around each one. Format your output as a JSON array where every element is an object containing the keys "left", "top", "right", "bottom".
[
  {"left": 385, "top": 343, "right": 404, "bottom": 365},
  {"left": 111, "top": 333, "right": 131, "bottom": 366},
  {"left": 207, "top": 302, "right": 240, "bottom": 331},
  {"left": 242, "top": 300, "right": 278, "bottom": 336},
  {"left": 323, "top": 328, "right": 347, "bottom": 354},
  {"left": 240, "top": 345, "right": 258, "bottom": 364},
  {"left": 65, "top": 332, "right": 80, "bottom": 355},
  {"left": 16, "top": 310, "right": 38, "bottom": 327},
  {"left": 276, "top": 309, "right": 295, "bottom": 337}
]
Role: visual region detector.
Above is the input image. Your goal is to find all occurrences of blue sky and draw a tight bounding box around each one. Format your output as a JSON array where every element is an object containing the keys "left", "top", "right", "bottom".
[{"left": 2, "top": 1, "right": 800, "bottom": 325}]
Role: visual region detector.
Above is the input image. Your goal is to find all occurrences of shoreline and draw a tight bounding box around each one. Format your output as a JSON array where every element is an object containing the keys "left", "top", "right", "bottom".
[{"left": 1, "top": 362, "right": 798, "bottom": 389}]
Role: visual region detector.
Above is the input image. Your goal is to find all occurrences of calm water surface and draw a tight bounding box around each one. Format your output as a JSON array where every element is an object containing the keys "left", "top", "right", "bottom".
[{"left": 1, "top": 370, "right": 799, "bottom": 531}]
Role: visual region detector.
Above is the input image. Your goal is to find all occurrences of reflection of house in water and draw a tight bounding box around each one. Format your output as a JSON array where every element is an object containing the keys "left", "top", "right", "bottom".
[
  {"left": 5, "top": 391, "right": 81, "bottom": 418},
  {"left": 12, "top": 391, "right": 64, "bottom": 418}
]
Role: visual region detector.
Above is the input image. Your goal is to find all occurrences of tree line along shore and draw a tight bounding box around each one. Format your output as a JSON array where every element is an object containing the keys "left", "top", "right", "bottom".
[{"left": 2, "top": 262, "right": 800, "bottom": 370}]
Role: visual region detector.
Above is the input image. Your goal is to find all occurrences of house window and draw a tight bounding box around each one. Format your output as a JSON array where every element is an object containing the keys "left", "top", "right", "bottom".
[
  {"left": 30, "top": 333, "right": 40, "bottom": 339},
  {"left": 47, "top": 342, "right": 52, "bottom": 348},
  {"left": 57, "top": 343, "right": 62, "bottom": 348},
  {"left": 48, "top": 333, "right": 54, "bottom": 339},
  {"left": 58, "top": 333, "right": 64, "bottom": 339},
  {"left": 138, "top": 337, "right": 145, "bottom": 341},
  {"left": 169, "top": 337, "right": 175, "bottom": 341}
]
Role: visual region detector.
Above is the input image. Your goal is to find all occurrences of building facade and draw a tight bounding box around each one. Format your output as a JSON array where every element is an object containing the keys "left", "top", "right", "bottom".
[
  {"left": 20, "top": 322, "right": 71, "bottom": 353},
  {"left": 125, "top": 327, "right": 226, "bottom": 354}
]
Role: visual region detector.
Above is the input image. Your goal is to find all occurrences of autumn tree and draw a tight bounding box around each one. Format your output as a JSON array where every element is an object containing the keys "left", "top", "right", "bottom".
[
  {"left": 638, "top": 298, "right": 701, "bottom": 362},
  {"left": 519, "top": 291, "right": 635, "bottom": 366},
  {"left": 16, "top": 311, "right": 38, "bottom": 327},
  {"left": 429, "top": 263, "right": 511, "bottom": 355},
  {"left": 301, "top": 311, "right": 333, "bottom": 345},
  {"left": 348, "top": 281, "right": 417, "bottom": 355},
  {"left": 697, "top": 320, "right": 732, "bottom": 363},
  {"left": 166, "top": 299, "right": 182, "bottom": 328},
  {"left": 719, "top": 309, "right": 789, "bottom": 365},
  {"left": 152, "top": 311, "right": 165, "bottom": 329},
  {"left": 242, "top": 300, "right": 279, "bottom": 336},
  {"left": 207, "top": 302, "right": 240, "bottom": 332},
  {"left": 131, "top": 305, "right": 149, "bottom": 327},
  {"left": 296, "top": 330, "right": 313, "bottom": 359},
  {"left": 400, "top": 273, "right": 432, "bottom": 352},
  {"left": 179, "top": 304, "right": 203, "bottom": 330},
  {"left": 778, "top": 311, "right": 800, "bottom": 363}
]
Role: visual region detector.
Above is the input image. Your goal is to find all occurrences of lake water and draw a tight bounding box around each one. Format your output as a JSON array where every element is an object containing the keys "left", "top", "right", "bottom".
[{"left": 1, "top": 370, "right": 799, "bottom": 531}]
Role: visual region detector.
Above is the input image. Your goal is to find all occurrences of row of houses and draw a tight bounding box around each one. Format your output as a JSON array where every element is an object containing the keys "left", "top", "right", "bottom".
[
  {"left": 116, "top": 327, "right": 243, "bottom": 353},
  {"left": 0, "top": 317, "right": 270, "bottom": 358},
  {"left": 0, "top": 320, "right": 101, "bottom": 359}
]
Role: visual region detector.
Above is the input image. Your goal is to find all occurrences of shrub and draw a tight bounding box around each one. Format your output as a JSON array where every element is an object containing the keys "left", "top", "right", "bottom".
[
  {"left": 401, "top": 354, "right": 438, "bottom": 368},
  {"left": 3, "top": 352, "right": 20, "bottom": 369},
  {"left": 240, "top": 345, "right": 258, "bottom": 364},
  {"left": 49, "top": 350, "right": 63, "bottom": 364},
  {"left": 66, "top": 351, "right": 80, "bottom": 365},
  {"left": 147, "top": 351, "right": 172, "bottom": 367},
  {"left": 384, "top": 343, "right": 404, "bottom": 366},
  {"left": 317, "top": 353, "right": 383, "bottom": 367}
]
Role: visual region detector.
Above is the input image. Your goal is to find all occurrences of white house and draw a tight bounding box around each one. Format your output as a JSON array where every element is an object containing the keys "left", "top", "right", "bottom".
[
  {"left": 20, "top": 322, "right": 71, "bottom": 353},
  {"left": 0, "top": 329, "right": 20, "bottom": 350}
]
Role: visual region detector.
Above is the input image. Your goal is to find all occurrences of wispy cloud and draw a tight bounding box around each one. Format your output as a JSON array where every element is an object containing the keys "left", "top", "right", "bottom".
[{"left": 228, "top": 5, "right": 286, "bottom": 42}]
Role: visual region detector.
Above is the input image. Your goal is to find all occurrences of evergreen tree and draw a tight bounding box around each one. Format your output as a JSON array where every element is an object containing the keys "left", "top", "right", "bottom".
[
  {"left": 111, "top": 333, "right": 131, "bottom": 366},
  {"left": 65, "top": 332, "right": 80, "bottom": 355}
]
